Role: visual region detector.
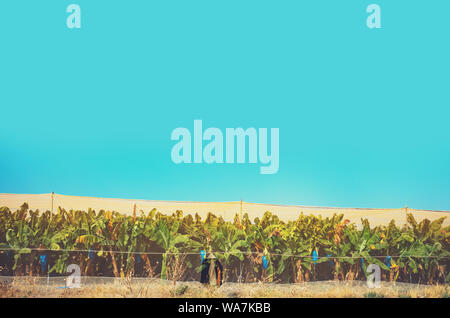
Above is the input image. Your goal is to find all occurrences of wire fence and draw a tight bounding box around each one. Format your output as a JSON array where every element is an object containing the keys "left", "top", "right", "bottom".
[
  {"left": 0, "top": 247, "right": 448, "bottom": 259},
  {"left": 1, "top": 247, "right": 448, "bottom": 286}
]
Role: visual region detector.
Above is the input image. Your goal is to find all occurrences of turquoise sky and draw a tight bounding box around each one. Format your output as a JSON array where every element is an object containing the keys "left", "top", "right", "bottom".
[{"left": 1, "top": 1, "right": 449, "bottom": 210}]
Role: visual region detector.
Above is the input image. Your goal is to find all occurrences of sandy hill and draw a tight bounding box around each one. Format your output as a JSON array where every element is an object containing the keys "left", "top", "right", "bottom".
[{"left": 0, "top": 193, "right": 449, "bottom": 226}]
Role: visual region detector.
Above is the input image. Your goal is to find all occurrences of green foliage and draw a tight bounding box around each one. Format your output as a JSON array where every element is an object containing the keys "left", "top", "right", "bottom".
[{"left": 0, "top": 204, "right": 448, "bottom": 284}]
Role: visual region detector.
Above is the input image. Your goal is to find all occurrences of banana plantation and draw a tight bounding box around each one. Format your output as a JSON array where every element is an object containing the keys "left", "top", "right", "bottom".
[{"left": 0, "top": 203, "right": 449, "bottom": 285}]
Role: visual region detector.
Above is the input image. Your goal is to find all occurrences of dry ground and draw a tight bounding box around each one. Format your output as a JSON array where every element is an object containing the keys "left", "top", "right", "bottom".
[{"left": 0, "top": 276, "right": 448, "bottom": 298}]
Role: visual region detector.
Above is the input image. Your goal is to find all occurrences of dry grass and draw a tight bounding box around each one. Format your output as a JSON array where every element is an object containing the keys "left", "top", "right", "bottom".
[{"left": 0, "top": 276, "right": 448, "bottom": 298}]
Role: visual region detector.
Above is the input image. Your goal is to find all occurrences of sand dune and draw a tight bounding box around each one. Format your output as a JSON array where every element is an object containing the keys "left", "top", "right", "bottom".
[{"left": 0, "top": 193, "right": 449, "bottom": 226}]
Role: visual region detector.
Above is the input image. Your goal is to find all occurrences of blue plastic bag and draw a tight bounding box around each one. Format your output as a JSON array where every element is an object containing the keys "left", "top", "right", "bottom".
[
  {"left": 40, "top": 254, "right": 48, "bottom": 271},
  {"left": 384, "top": 256, "right": 391, "bottom": 269},
  {"left": 361, "top": 258, "right": 364, "bottom": 271},
  {"left": 200, "top": 250, "right": 206, "bottom": 262},
  {"left": 262, "top": 255, "right": 268, "bottom": 269},
  {"left": 136, "top": 254, "right": 141, "bottom": 264},
  {"left": 312, "top": 250, "right": 318, "bottom": 264},
  {"left": 327, "top": 254, "right": 333, "bottom": 269}
]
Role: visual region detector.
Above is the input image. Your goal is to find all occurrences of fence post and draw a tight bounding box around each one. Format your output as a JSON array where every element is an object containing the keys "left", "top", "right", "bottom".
[
  {"left": 51, "top": 192, "right": 54, "bottom": 214},
  {"left": 240, "top": 199, "right": 243, "bottom": 219}
]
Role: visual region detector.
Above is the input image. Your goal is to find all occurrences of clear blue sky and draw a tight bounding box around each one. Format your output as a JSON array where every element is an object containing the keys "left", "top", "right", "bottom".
[{"left": 1, "top": 1, "right": 449, "bottom": 210}]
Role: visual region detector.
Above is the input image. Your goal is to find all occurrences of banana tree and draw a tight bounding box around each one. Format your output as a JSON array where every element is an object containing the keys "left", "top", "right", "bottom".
[
  {"left": 210, "top": 222, "right": 248, "bottom": 282},
  {"left": 122, "top": 208, "right": 159, "bottom": 277},
  {"left": 343, "top": 219, "right": 389, "bottom": 281},
  {"left": 246, "top": 212, "right": 282, "bottom": 282},
  {"left": 155, "top": 219, "right": 194, "bottom": 280},
  {"left": 277, "top": 222, "right": 312, "bottom": 283},
  {"left": 4, "top": 204, "right": 40, "bottom": 275}
]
